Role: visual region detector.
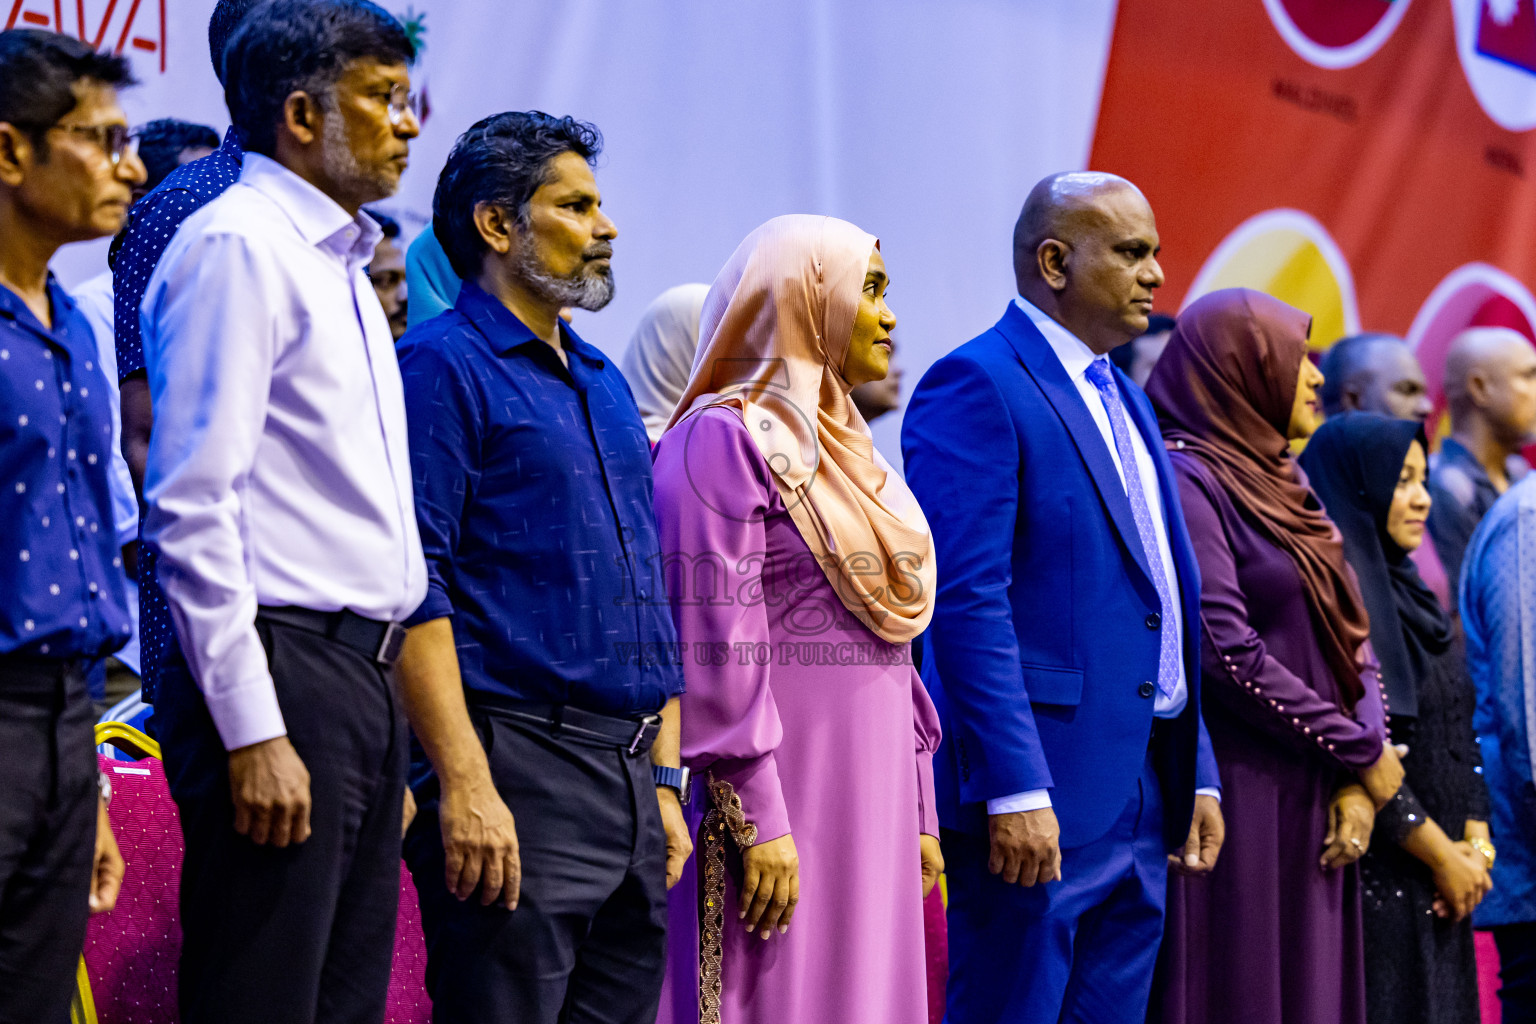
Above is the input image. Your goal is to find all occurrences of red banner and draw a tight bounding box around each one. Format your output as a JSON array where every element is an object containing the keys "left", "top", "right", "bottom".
[{"left": 1090, "top": 0, "right": 1536, "bottom": 414}]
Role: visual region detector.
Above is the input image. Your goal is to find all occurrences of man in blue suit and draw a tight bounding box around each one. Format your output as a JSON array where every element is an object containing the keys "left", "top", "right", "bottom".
[{"left": 903, "top": 172, "right": 1224, "bottom": 1023}]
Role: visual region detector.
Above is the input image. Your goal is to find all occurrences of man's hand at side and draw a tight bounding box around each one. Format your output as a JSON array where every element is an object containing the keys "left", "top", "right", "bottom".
[
  {"left": 89, "top": 795, "right": 124, "bottom": 914},
  {"left": 652, "top": 696, "right": 691, "bottom": 890},
  {"left": 658, "top": 786, "right": 693, "bottom": 889},
  {"left": 440, "top": 771, "right": 521, "bottom": 910},
  {"left": 402, "top": 787, "right": 416, "bottom": 839},
  {"left": 1170, "top": 793, "right": 1224, "bottom": 875},
  {"left": 396, "top": 618, "right": 523, "bottom": 911},
  {"left": 228, "top": 735, "right": 312, "bottom": 847},
  {"left": 988, "top": 807, "right": 1061, "bottom": 886}
]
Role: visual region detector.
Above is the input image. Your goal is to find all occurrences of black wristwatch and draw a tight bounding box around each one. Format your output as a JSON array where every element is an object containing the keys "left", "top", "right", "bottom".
[{"left": 653, "top": 765, "right": 692, "bottom": 804}]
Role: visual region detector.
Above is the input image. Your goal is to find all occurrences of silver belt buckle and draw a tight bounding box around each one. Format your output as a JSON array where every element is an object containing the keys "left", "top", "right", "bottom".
[
  {"left": 628, "top": 714, "right": 660, "bottom": 754},
  {"left": 376, "top": 621, "right": 408, "bottom": 665}
]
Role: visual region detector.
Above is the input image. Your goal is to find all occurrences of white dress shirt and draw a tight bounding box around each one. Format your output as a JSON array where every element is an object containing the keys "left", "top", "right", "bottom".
[
  {"left": 141, "top": 154, "right": 426, "bottom": 751},
  {"left": 989, "top": 296, "right": 1214, "bottom": 815}
]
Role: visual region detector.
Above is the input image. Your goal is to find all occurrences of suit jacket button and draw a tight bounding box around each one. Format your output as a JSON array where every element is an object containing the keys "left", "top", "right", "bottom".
[
  {"left": 1138, "top": 680, "right": 1156, "bottom": 698},
  {"left": 1146, "top": 612, "right": 1161, "bottom": 630}
]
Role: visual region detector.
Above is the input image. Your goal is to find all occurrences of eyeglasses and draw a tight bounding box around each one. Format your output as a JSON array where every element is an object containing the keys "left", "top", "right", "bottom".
[
  {"left": 385, "top": 83, "right": 416, "bottom": 127},
  {"left": 48, "top": 123, "right": 139, "bottom": 166}
]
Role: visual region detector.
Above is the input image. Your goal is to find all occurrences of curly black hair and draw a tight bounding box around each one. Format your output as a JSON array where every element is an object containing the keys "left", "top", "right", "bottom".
[{"left": 431, "top": 111, "right": 603, "bottom": 280}]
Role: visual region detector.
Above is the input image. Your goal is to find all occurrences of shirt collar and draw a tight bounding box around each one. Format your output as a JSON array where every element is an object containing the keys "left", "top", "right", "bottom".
[
  {"left": 454, "top": 279, "right": 606, "bottom": 368},
  {"left": 239, "top": 152, "right": 382, "bottom": 264},
  {"left": 219, "top": 126, "right": 243, "bottom": 162},
  {"left": 0, "top": 275, "right": 83, "bottom": 347},
  {"left": 1014, "top": 294, "right": 1106, "bottom": 382},
  {"left": 1437, "top": 437, "right": 1487, "bottom": 479}
]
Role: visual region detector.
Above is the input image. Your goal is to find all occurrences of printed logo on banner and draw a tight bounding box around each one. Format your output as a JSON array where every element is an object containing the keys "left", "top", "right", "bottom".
[
  {"left": 1455, "top": 0, "right": 1536, "bottom": 129},
  {"left": 1478, "top": 0, "right": 1536, "bottom": 72},
  {"left": 5, "top": 0, "right": 166, "bottom": 72},
  {"left": 1262, "top": 0, "right": 1413, "bottom": 69},
  {"left": 1182, "top": 208, "right": 1360, "bottom": 350}
]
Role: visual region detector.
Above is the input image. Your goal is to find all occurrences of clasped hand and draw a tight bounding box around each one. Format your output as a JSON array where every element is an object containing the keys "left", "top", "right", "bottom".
[
  {"left": 1431, "top": 841, "right": 1493, "bottom": 921},
  {"left": 1321, "top": 784, "right": 1375, "bottom": 870}
]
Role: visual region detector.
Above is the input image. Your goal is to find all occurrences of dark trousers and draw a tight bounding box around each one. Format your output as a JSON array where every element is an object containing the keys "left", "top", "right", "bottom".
[
  {"left": 155, "top": 616, "right": 406, "bottom": 1024},
  {"left": 1495, "top": 923, "right": 1536, "bottom": 1020},
  {"left": 946, "top": 753, "right": 1168, "bottom": 1024},
  {"left": 0, "top": 661, "right": 96, "bottom": 1024},
  {"left": 404, "top": 704, "right": 668, "bottom": 1024}
]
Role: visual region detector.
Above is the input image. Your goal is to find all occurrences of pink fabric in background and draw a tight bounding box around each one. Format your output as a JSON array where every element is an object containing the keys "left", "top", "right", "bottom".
[
  {"left": 386, "top": 863, "right": 432, "bottom": 1024},
  {"left": 1478, "top": 930, "right": 1502, "bottom": 1024},
  {"left": 85, "top": 755, "right": 182, "bottom": 1023},
  {"left": 82, "top": 752, "right": 434, "bottom": 1023},
  {"left": 924, "top": 886, "right": 948, "bottom": 1024}
]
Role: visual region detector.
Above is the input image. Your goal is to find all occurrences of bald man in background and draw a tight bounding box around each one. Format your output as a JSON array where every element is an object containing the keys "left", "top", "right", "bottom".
[
  {"left": 905, "top": 172, "right": 1221, "bottom": 1024},
  {"left": 1318, "top": 332, "right": 1434, "bottom": 422},
  {"left": 1429, "top": 327, "right": 1536, "bottom": 600}
]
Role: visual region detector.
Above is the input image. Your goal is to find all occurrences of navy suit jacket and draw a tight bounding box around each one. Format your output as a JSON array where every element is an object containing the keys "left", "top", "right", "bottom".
[{"left": 902, "top": 303, "right": 1219, "bottom": 850}]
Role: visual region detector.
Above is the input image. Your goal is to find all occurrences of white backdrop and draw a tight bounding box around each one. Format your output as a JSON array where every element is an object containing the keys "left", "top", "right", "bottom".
[{"left": 47, "top": 0, "right": 1118, "bottom": 463}]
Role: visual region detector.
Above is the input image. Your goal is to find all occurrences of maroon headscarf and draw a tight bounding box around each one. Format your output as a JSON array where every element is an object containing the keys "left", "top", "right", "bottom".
[{"left": 1146, "top": 288, "right": 1371, "bottom": 710}]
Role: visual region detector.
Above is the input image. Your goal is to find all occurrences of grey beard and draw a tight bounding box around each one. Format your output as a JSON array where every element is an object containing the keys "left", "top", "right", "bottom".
[
  {"left": 321, "top": 109, "right": 394, "bottom": 208},
  {"left": 511, "top": 233, "right": 616, "bottom": 312}
]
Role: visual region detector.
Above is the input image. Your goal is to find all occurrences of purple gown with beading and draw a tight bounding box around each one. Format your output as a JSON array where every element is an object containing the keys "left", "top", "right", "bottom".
[
  {"left": 1155, "top": 453, "right": 1389, "bottom": 1024},
  {"left": 651, "top": 407, "right": 940, "bottom": 1024}
]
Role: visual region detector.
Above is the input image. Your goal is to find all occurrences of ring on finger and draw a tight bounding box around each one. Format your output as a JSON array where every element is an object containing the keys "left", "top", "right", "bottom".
[{"left": 1348, "top": 837, "right": 1363, "bottom": 851}]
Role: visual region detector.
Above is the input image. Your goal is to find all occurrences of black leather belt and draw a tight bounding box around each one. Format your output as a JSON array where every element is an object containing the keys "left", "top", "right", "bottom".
[
  {"left": 470, "top": 694, "right": 662, "bottom": 754},
  {"left": 257, "top": 606, "right": 408, "bottom": 666}
]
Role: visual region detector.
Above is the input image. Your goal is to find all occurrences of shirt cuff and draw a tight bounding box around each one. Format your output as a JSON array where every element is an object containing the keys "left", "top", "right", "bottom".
[
  {"left": 403, "top": 582, "right": 453, "bottom": 628},
  {"left": 987, "top": 789, "right": 1052, "bottom": 815},
  {"left": 917, "top": 750, "right": 939, "bottom": 837},
  {"left": 204, "top": 679, "right": 288, "bottom": 751},
  {"left": 1195, "top": 786, "right": 1222, "bottom": 802}
]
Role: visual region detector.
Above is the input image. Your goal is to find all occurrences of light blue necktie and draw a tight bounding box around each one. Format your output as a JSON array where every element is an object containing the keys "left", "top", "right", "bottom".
[{"left": 1084, "top": 358, "right": 1178, "bottom": 701}]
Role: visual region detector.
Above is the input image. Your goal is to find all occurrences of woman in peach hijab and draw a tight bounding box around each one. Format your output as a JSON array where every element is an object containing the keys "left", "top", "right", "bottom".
[{"left": 652, "top": 215, "right": 943, "bottom": 1024}]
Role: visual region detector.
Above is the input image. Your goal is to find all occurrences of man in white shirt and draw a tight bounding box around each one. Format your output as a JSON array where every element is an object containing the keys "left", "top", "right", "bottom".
[
  {"left": 903, "top": 173, "right": 1224, "bottom": 1023},
  {"left": 139, "top": 4, "right": 423, "bottom": 1022}
]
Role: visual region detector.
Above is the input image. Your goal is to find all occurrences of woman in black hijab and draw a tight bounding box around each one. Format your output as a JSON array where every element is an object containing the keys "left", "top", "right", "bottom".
[{"left": 1301, "top": 413, "right": 1494, "bottom": 1024}]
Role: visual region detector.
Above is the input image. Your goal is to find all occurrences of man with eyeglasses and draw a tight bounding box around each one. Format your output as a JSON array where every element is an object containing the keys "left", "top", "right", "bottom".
[
  {"left": 138, "top": 2, "right": 425, "bottom": 1021},
  {"left": 0, "top": 28, "right": 145, "bottom": 1024}
]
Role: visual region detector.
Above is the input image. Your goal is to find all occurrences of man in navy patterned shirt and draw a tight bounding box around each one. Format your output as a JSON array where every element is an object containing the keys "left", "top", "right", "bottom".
[
  {"left": 113, "top": 0, "right": 255, "bottom": 702},
  {"left": 0, "top": 28, "right": 143, "bottom": 1022},
  {"left": 396, "top": 112, "right": 687, "bottom": 1024}
]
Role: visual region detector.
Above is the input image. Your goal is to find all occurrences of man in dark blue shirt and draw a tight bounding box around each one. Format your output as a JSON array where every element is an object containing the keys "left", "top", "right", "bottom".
[
  {"left": 113, "top": 0, "right": 254, "bottom": 703},
  {"left": 0, "top": 29, "right": 143, "bottom": 1022},
  {"left": 396, "top": 111, "right": 688, "bottom": 1024}
]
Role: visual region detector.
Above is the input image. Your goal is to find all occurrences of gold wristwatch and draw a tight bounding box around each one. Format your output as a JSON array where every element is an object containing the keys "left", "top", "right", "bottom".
[{"left": 1467, "top": 836, "right": 1496, "bottom": 868}]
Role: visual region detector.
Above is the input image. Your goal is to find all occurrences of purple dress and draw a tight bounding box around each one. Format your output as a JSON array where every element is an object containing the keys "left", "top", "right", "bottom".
[
  {"left": 652, "top": 407, "right": 941, "bottom": 1024},
  {"left": 1156, "top": 454, "right": 1388, "bottom": 1024}
]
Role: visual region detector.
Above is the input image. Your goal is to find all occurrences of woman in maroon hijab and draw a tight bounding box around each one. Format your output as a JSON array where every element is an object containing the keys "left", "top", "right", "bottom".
[{"left": 1145, "top": 289, "right": 1405, "bottom": 1024}]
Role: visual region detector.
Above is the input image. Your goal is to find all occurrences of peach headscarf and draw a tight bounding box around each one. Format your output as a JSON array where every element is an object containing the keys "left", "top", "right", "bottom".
[{"left": 666, "top": 214, "right": 935, "bottom": 643}]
